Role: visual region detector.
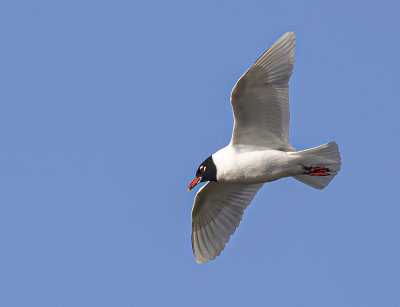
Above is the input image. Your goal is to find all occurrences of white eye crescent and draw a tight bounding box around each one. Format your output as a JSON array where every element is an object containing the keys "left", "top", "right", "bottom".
[{"left": 199, "top": 166, "right": 206, "bottom": 172}]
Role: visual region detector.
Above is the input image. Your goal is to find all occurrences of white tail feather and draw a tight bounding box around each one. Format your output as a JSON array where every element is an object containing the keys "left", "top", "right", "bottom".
[{"left": 291, "top": 142, "right": 341, "bottom": 190}]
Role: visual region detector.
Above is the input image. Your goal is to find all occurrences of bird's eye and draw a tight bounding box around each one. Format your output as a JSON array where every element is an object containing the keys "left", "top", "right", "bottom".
[{"left": 199, "top": 166, "right": 206, "bottom": 172}]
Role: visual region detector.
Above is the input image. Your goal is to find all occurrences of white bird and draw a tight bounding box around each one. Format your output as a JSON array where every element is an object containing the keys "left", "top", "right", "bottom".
[{"left": 188, "top": 32, "right": 341, "bottom": 264}]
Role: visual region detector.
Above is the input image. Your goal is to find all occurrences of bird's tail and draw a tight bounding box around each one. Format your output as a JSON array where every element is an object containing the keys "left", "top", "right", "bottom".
[{"left": 291, "top": 142, "right": 341, "bottom": 190}]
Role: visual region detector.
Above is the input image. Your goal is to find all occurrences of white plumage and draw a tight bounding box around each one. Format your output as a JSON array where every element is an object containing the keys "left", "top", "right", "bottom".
[{"left": 189, "top": 32, "right": 341, "bottom": 264}]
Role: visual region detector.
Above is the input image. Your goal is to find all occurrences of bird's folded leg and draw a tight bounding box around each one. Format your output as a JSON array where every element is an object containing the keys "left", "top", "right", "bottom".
[{"left": 303, "top": 166, "right": 330, "bottom": 176}]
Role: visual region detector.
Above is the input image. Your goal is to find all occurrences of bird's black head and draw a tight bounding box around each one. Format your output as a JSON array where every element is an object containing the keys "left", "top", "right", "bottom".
[{"left": 188, "top": 156, "right": 217, "bottom": 191}]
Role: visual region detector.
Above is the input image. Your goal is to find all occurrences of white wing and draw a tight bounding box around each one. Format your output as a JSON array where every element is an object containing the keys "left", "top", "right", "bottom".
[
  {"left": 230, "top": 32, "right": 296, "bottom": 150},
  {"left": 191, "top": 182, "right": 263, "bottom": 264}
]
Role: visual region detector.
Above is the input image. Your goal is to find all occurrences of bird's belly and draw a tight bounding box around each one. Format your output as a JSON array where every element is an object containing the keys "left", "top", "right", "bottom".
[{"left": 217, "top": 150, "right": 298, "bottom": 184}]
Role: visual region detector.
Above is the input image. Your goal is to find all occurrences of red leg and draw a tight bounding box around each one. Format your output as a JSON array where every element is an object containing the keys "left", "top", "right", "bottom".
[{"left": 303, "top": 166, "right": 330, "bottom": 176}]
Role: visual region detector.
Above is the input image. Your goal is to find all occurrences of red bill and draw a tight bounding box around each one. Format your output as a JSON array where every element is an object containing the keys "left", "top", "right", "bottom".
[{"left": 187, "top": 177, "right": 201, "bottom": 191}]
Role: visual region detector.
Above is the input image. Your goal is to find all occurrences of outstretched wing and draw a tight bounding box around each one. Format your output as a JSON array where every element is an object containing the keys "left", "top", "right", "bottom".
[
  {"left": 191, "top": 181, "right": 263, "bottom": 264},
  {"left": 230, "top": 32, "right": 296, "bottom": 150}
]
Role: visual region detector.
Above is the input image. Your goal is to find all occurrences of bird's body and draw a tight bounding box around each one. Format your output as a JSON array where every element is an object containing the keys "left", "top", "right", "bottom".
[
  {"left": 213, "top": 146, "right": 297, "bottom": 184},
  {"left": 188, "top": 32, "right": 341, "bottom": 264}
]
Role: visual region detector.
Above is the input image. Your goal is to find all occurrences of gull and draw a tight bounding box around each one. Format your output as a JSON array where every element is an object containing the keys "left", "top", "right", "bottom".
[{"left": 188, "top": 32, "right": 341, "bottom": 264}]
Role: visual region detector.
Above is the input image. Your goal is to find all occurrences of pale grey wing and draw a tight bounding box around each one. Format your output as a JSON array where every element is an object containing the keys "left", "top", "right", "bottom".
[
  {"left": 191, "top": 182, "right": 263, "bottom": 264},
  {"left": 230, "top": 32, "right": 296, "bottom": 150}
]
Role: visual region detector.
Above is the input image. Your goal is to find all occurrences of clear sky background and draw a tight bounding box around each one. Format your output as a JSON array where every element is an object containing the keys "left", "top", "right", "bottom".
[{"left": 1, "top": 1, "right": 399, "bottom": 306}]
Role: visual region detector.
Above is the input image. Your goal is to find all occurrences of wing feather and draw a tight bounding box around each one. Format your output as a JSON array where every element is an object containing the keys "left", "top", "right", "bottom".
[
  {"left": 191, "top": 182, "right": 263, "bottom": 264},
  {"left": 230, "top": 32, "right": 296, "bottom": 150}
]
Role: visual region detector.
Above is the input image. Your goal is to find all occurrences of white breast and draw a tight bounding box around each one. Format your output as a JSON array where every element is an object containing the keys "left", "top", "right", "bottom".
[{"left": 212, "top": 145, "right": 298, "bottom": 184}]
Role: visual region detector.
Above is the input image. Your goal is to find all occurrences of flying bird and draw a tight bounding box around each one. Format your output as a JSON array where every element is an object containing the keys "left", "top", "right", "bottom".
[{"left": 188, "top": 32, "right": 341, "bottom": 264}]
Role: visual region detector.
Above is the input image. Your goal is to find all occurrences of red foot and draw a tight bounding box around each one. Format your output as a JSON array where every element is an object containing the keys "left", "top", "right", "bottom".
[
  {"left": 310, "top": 172, "right": 329, "bottom": 176},
  {"left": 303, "top": 166, "right": 330, "bottom": 176}
]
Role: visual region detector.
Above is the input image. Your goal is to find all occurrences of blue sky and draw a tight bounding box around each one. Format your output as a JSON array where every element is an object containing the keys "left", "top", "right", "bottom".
[{"left": 1, "top": 0, "right": 399, "bottom": 306}]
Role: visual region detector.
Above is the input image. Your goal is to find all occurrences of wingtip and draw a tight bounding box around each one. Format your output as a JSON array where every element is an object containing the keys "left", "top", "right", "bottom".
[
  {"left": 284, "top": 32, "right": 296, "bottom": 42},
  {"left": 278, "top": 32, "right": 295, "bottom": 42}
]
